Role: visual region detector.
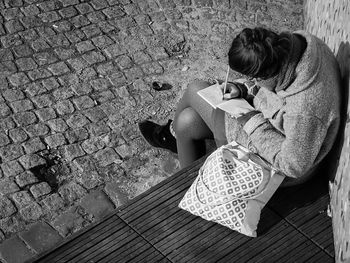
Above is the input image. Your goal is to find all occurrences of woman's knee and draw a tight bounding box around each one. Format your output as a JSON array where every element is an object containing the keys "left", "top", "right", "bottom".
[{"left": 174, "top": 107, "right": 201, "bottom": 138}]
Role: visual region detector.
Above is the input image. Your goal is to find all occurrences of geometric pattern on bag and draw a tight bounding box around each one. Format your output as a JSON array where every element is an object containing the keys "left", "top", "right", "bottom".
[{"left": 179, "top": 141, "right": 275, "bottom": 235}]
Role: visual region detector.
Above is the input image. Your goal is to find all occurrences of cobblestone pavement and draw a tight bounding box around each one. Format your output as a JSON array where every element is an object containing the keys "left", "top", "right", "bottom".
[{"left": 0, "top": 0, "right": 303, "bottom": 261}]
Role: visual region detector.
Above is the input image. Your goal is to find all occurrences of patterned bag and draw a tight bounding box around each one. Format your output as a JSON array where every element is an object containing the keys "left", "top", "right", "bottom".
[{"left": 178, "top": 141, "right": 285, "bottom": 237}]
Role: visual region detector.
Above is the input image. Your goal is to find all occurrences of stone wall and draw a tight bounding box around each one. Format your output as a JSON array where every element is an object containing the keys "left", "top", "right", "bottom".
[{"left": 304, "top": 1, "right": 350, "bottom": 262}]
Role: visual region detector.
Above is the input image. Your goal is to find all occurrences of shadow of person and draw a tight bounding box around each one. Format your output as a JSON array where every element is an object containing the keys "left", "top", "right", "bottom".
[{"left": 258, "top": 41, "right": 350, "bottom": 236}]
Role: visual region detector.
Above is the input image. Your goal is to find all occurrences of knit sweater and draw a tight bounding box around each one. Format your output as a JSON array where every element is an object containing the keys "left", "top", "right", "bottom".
[{"left": 224, "top": 31, "right": 341, "bottom": 179}]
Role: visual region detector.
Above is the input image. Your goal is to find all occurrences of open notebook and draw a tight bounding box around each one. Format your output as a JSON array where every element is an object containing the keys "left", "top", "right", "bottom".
[{"left": 197, "top": 83, "right": 254, "bottom": 117}]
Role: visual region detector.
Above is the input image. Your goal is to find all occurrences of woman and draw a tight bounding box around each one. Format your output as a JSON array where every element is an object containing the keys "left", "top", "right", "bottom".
[{"left": 139, "top": 27, "right": 341, "bottom": 184}]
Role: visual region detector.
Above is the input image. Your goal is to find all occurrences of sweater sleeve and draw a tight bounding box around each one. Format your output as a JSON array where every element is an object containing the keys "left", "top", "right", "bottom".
[{"left": 242, "top": 113, "right": 328, "bottom": 178}]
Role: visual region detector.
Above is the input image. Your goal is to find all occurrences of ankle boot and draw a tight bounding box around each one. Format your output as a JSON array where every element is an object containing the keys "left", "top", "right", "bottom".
[{"left": 138, "top": 119, "right": 177, "bottom": 154}]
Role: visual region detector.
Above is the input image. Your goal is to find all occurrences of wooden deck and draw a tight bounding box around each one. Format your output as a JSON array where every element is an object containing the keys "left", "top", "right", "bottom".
[{"left": 30, "top": 156, "right": 335, "bottom": 263}]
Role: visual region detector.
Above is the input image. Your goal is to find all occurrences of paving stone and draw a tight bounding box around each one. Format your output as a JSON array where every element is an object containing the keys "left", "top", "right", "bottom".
[
  {"left": 0, "top": 196, "right": 17, "bottom": 219},
  {"left": 35, "top": 107, "right": 57, "bottom": 121},
  {"left": 9, "top": 128, "right": 28, "bottom": 143},
  {"left": 73, "top": 155, "right": 96, "bottom": 172},
  {"left": 71, "top": 14, "right": 90, "bottom": 28},
  {"left": 103, "top": 43, "right": 127, "bottom": 58},
  {"left": 54, "top": 47, "right": 76, "bottom": 59},
  {"left": 58, "top": 6, "right": 78, "bottom": 18},
  {"left": 10, "top": 99, "right": 34, "bottom": 113},
  {"left": 15, "top": 57, "right": 37, "bottom": 72},
  {"left": 91, "top": 90, "right": 115, "bottom": 104},
  {"left": 19, "top": 154, "right": 46, "bottom": 169},
  {"left": 48, "top": 61, "right": 70, "bottom": 75},
  {"left": 0, "top": 103, "right": 12, "bottom": 118},
  {"left": 104, "top": 181, "right": 123, "bottom": 206},
  {"left": 51, "top": 206, "right": 86, "bottom": 237},
  {"left": 81, "top": 137, "right": 105, "bottom": 154},
  {"left": 0, "top": 236, "right": 34, "bottom": 263},
  {"left": 0, "top": 144, "right": 24, "bottom": 161},
  {"left": 31, "top": 38, "right": 50, "bottom": 52},
  {"left": 22, "top": 137, "right": 46, "bottom": 154},
  {"left": 1, "top": 160, "right": 24, "bottom": 177},
  {"left": 44, "top": 133, "right": 66, "bottom": 148},
  {"left": 20, "top": 202, "right": 43, "bottom": 221},
  {"left": 67, "top": 57, "right": 89, "bottom": 72},
  {"left": 76, "top": 170, "right": 101, "bottom": 189},
  {"left": 39, "top": 11, "right": 61, "bottom": 23},
  {"left": 42, "top": 77, "right": 60, "bottom": 90},
  {"left": 7, "top": 72, "right": 30, "bottom": 86},
  {"left": 47, "top": 118, "right": 68, "bottom": 132},
  {"left": 15, "top": 171, "right": 38, "bottom": 187},
  {"left": 0, "top": 179, "right": 20, "bottom": 195},
  {"left": 83, "top": 106, "right": 107, "bottom": 122},
  {"left": 58, "top": 74, "right": 79, "bottom": 87},
  {"left": 80, "top": 190, "right": 114, "bottom": 220},
  {"left": 11, "top": 190, "right": 34, "bottom": 208},
  {"left": 19, "top": 29, "right": 39, "bottom": 41},
  {"left": 2, "top": 89, "right": 25, "bottom": 102},
  {"left": 66, "top": 113, "right": 90, "bottom": 129},
  {"left": 45, "top": 34, "right": 70, "bottom": 48},
  {"left": 86, "top": 10, "right": 107, "bottom": 23},
  {"left": 72, "top": 95, "right": 95, "bottom": 110},
  {"left": 102, "top": 6, "right": 125, "bottom": 19},
  {"left": 86, "top": 121, "right": 111, "bottom": 137},
  {"left": 30, "top": 182, "right": 51, "bottom": 198},
  {"left": 134, "top": 14, "right": 151, "bottom": 25},
  {"left": 0, "top": 132, "right": 10, "bottom": 147},
  {"left": 0, "top": 60, "right": 17, "bottom": 76},
  {"left": 82, "top": 51, "right": 106, "bottom": 65},
  {"left": 81, "top": 23, "right": 101, "bottom": 38},
  {"left": 58, "top": 182, "right": 86, "bottom": 203},
  {"left": 0, "top": 34, "right": 22, "bottom": 48},
  {"left": 63, "top": 143, "right": 85, "bottom": 161},
  {"left": 79, "top": 67, "right": 97, "bottom": 81},
  {"left": 132, "top": 50, "right": 152, "bottom": 65},
  {"left": 91, "top": 0, "right": 109, "bottom": 10},
  {"left": 13, "top": 111, "right": 37, "bottom": 126},
  {"left": 0, "top": 216, "right": 25, "bottom": 236},
  {"left": 31, "top": 94, "right": 54, "bottom": 108},
  {"left": 21, "top": 4, "right": 40, "bottom": 16},
  {"left": 24, "top": 123, "right": 50, "bottom": 137},
  {"left": 27, "top": 68, "right": 52, "bottom": 81},
  {"left": 114, "top": 54, "right": 133, "bottom": 69},
  {"left": 2, "top": 7, "right": 23, "bottom": 21},
  {"left": 65, "top": 29, "right": 85, "bottom": 44},
  {"left": 55, "top": 100, "right": 75, "bottom": 115},
  {"left": 12, "top": 44, "right": 33, "bottom": 57},
  {"left": 59, "top": 0, "right": 79, "bottom": 7},
  {"left": 107, "top": 71, "right": 127, "bottom": 86},
  {"left": 0, "top": 49, "right": 14, "bottom": 61},
  {"left": 37, "top": 0, "right": 60, "bottom": 11},
  {"left": 4, "top": 20, "right": 24, "bottom": 34},
  {"left": 148, "top": 46, "right": 169, "bottom": 60},
  {"left": 25, "top": 82, "right": 46, "bottom": 96},
  {"left": 94, "top": 147, "right": 120, "bottom": 167},
  {"left": 53, "top": 20, "right": 73, "bottom": 32},
  {"left": 0, "top": 117, "right": 16, "bottom": 132},
  {"left": 20, "top": 16, "right": 42, "bottom": 29},
  {"left": 53, "top": 87, "right": 74, "bottom": 100},
  {"left": 96, "top": 61, "right": 115, "bottom": 75},
  {"left": 124, "top": 66, "right": 144, "bottom": 80},
  {"left": 41, "top": 193, "right": 64, "bottom": 212},
  {"left": 90, "top": 78, "right": 112, "bottom": 91},
  {"left": 141, "top": 61, "right": 164, "bottom": 75},
  {"left": 65, "top": 128, "right": 89, "bottom": 143},
  {"left": 115, "top": 144, "right": 133, "bottom": 159},
  {"left": 91, "top": 35, "right": 114, "bottom": 49}
]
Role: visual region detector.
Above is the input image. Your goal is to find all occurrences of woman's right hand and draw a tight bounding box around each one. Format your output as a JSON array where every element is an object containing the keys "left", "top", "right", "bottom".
[{"left": 218, "top": 82, "right": 242, "bottom": 100}]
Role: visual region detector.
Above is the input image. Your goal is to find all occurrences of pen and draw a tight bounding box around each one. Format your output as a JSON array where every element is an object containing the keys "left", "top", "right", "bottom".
[{"left": 223, "top": 65, "right": 230, "bottom": 99}]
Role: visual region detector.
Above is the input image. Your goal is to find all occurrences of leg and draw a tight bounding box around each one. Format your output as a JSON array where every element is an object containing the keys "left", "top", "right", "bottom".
[{"left": 174, "top": 80, "right": 215, "bottom": 168}]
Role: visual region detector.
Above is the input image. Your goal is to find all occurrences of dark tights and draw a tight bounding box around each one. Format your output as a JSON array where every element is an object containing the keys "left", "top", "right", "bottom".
[{"left": 173, "top": 80, "right": 215, "bottom": 168}]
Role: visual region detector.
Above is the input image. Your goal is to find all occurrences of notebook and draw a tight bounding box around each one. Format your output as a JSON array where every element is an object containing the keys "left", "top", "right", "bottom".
[{"left": 197, "top": 83, "right": 255, "bottom": 117}]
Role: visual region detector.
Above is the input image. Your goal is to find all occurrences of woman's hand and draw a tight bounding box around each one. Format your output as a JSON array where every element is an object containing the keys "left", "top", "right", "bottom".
[{"left": 218, "top": 82, "right": 242, "bottom": 100}]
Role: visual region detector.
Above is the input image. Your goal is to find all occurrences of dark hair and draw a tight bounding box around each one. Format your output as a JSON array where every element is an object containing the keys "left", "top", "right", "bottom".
[{"left": 228, "top": 27, "right": 292, "bottom": 79}]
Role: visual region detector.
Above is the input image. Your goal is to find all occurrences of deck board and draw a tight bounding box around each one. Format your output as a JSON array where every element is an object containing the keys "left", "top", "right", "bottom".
[{"left": 32, "top": 156, "right": 335, "bottom": 263}]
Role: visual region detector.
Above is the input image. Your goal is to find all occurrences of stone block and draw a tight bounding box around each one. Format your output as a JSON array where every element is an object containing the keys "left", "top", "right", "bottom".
[
  {"left": 91, "top": 35, "right": 113, "bottom": 49},
  {"left": 124, "top": 66, "right": 144, "bottom": 80},
  {"left": 71, "top": 83, "right": 93, "bottom": 95},
  {"left": 35, "top": 107, "right": 56, "bottom": 121},
  {"left": 31, "top": 94, "right": 54, "bottom": 108},
  {"left": 31, "top": 38, "right": 50, "bottom": 52},
  {"left": 82, "top": 51, "right": 106, "bottom": 65},
  {"left": 86, "top": 121, "right": 111, "bottom": 137},
  {"left": 12, "top": 44, "right": 33, "bottom": 57},
  {"left": 148, "top": 47, "right": 169, "bottom": 60},
  {"left": 90, "top": 78, "right": 112, "bottom": 91},
  {"left": 0, "top": 196, "right": 17, "bottom": 219},
  {"left": 20, "top": 202, "right": 43, "bottom": 221},
  {"left": 48, "top": 61, "right": 70, "bottom": 75},
  {"left": 0, "top": 237, "right": 34, "bottom": 263},
  {"left": 102, "top": 6, "right": 125, "bottom": 19},
  {"left": 10, "top": 99, "right": 34, "bottom": 113},
  {"left": 55, "top": 100, "right": 75, "bottom": 115},
  {"left": 66, "top": 113, "right": 90, "bottom": 129},
  {"left": 64, "top": 143, "right": 85, "bottom": 161},
  {"left": 19, "top": 154, "right": 46, "bottom": 169},
  {"left": 0, "top": 132, "right": 10, "bottom": 147},
  {"left": 51, "top": 207, "right": 86, "bottom": 237},
  {"left": 73, "top": 95, "right": 95, "bottom": 110},
  {"left": 42, "top": 77, "right": 60, "bottom": 90},
  {"left": 94, "top": 147, "right": 120, "bottom": 166},
  {"left": 41, "top": 193, "right": 64, "bottom": 211},
  {"left": 0, "top": 144, "right": 24, "bottom": 161},
  {"left": 15, "top": 171, "right": 38, "bottom": 187},
  {"left": 81, "top": 24, "right": 101, "bottom": 38},
  {"left": 0, "top": 49, "right": 14, "bottom": 61},
  {"left": 71, "top": 15, "right": 90, "bottom": 28},
  {"left": 0, "top": 179, "right": 20, "bottom": 195},
  {"left": 141, "top": 61, "right": 164, "bottom": 75},
  {"left": 30, "top": 182, "right": 51, "bottom": 198},
  {"left": 67, "top": 57, "right": 89, "bottom": 72},
  {"left": 22, "top": 137, "right": 46, "bottom": 154},
  {"left": 103, "top": 44, "right": 127, "bottom": 58},
  {"left": 96, "top": 62, "right": 114, "bottom": 75},
  {"left": 44, "top": 133, "right": 66, "bottom": 148},
  {"left": 65, "top": 128, "right": 89, "bottom": 143},
  {"left": 52, "top": 87, "right": 74, "bottom": 100},
  {"left": 73, "top": 155, "right": 96, "bottom": 172},
  {"left": 8, "top": 128, "right": 28, "bottom": 143},
  {"left": 83, "top": 106, "right": 107, "bottom": 122},
  {"left": 24, "top": 123, "right": 49, "bottom": 137},
  {"left": 133, "top": 51, "right": 152, "bottom": 65},
  {"left": 58, "top": 182, "right": 86, "bottom": 203},
  {"left": 27, "top": 68, "right": 52, "bottom": 81},
  {"left": 25, "top": 82, "right": 46, "bottom": 96},
  {"left": 47, "top": 118, "right": 68, "bottom": 132},
  {"left": 115, "top": 54, "right": 133, "bottom": 69},
  {"left": 15, "top": 57, "right": 37, "bottom": 71},
  {"left": 39, "top": 11, "right": 61, "bottom": 23},
  {"left": 1, "top": 160, "right": 24, "bottom": 177},
  {"left": 11, "top": 190, "right": 34, "bottom": 208},
  {"left": 76, "top": 170, "right": 101, "bottom": 189},
  {"left": 59, "top": 6, "right": 78, "bottom": 18},
  {"left": 76, "top": 40, "right": 95, "bottom": 53},
  {"left": 0, "top": 103, "right": 12, "bottom": 118},
  {"left": 7, "top": 72, "right": 30, "bottom": 86},
  {"left": 81, "top": 137, "right": 105, "bottom": 154},
  {"left": 0, "top": 117, "right": 16, "bottom": 131},
  {"left": 91, "top": 90, "right": 115, "bottom": 104},
  {"left": 80, "top": 190, "right": 115, "bottom": 220},
  {"left": 54, "top": 47, "right": 76, "bottom": 60},
  {"left": 4, "top": 20, "right": 24, "bottom": 34},
  {"left": 90, "top": 0, "right": 109, "bottom": 10},
  {"left": 20, "top": 222, "right": 62, "bottom": 254}
]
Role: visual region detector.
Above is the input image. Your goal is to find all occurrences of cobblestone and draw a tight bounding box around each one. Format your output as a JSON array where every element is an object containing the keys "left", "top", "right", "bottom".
[
  {"left": 20, "top": 202, "right": 43, "bottom": 221},
  {"left": 94, "top": 147, "right": 120, "bottom": 166},
  {"left": 41, "top": 193, "right": 65, "bottom": 212},
  {"left": 44, "top": 133, "right": 67, "bottom": 148},
  {"left": 19, "top": 154, "right": 46, "bottom": 169},
  {"left": 63, "top": 143, "right": 85, "bottom": 161},
  {"left": 15, "top": 171, "right": 38, "bottom": 187},
  {"left": 80, "top": 190, "right": 114, "bottom": 220},
  {"left": 0, "top": 179, "right": 20, "bottom": 195},
  {"left": 0, "top": 197, "right": 17, "bottom": 219},
  {"left": 11, "top": 191, "right": 34, "bottom": 208},
  {"left": 1, "top": 160, "right": 24, "bottom": 177},
  {"left": 30, "top": 182, "right": 51, "bottom": 199},
  {"left": 0, "top": 144, "right": 24, "bottom": 161},
  {"left": 22, "top": 137, "right": 46, "bottom": 154}
]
